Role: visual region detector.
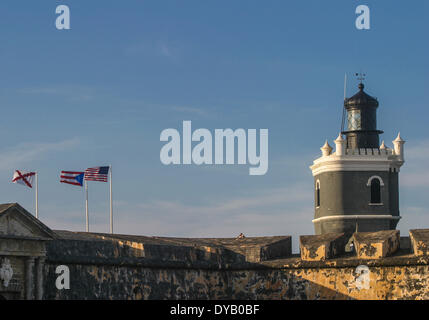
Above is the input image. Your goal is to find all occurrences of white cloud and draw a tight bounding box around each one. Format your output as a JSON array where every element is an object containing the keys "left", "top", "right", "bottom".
[
  {"left": 397, "top": 206, "right": 429, "bottom": 236},
  {"left": 169, "top": 106, "right": 211, "bottom": 117},
  {"left": 401, "top": 172, "right": 429, "bottom": 188},
  {"left": 18, "top": 86, "right": 96, "bottom": 102},
  {"left": 159, "top": 42, "right": 173, "bottom": 57},
  {"left": 0, "top": 138, "right": 79, "bottom": 171},
  {"left": 125, "top": 40, "right": 181, "bottom": 60},
  {"left": 399, "top": 139, "right": 429, "bottom": 187},
  {"left": 401, "top": 139, "right": 429, "bottom": 160}
]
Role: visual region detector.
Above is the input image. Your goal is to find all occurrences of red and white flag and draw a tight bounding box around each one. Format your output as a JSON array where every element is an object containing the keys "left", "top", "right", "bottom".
[
  {"left": 12, "top": 170, "right": 36, "bottom": 188},
  {"left": 60, "top": 171, "right": 84, "bottom": 186},
  {"left": 84, "top": 166, "right": 109, "bottom": 182}
]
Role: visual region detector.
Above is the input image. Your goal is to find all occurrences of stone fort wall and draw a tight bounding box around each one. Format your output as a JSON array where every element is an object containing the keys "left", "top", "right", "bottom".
[
  {"left": 43, "top": 259, "right": 429, "bottom": 300},
  {"left": 41, "top": 230, "right": 429, "bottom": 300}
]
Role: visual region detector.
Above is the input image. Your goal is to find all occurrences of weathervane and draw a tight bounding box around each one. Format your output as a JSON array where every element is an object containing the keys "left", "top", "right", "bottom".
[{"left": 355, "top": 72, "right": 366, "bottom": 83}]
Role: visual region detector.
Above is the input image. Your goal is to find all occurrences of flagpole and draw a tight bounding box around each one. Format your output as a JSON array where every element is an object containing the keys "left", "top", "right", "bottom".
[
  {"left": 35, "top": 172, "right": 39, "bottom": 219},
  {"left": 109, "top": 165, "right": 113, "bottom": 234},
  {"left": 85, "top": 180, "right": 89, "bottom": 232}
]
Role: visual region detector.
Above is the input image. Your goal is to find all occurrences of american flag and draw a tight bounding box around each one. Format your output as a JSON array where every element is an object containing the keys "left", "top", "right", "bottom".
[
  {"left": 60, "top": 171, "right": 84, "bottom": 186},
  {"left": 84, "top": 166, "right": 109, "bottom": 182}
]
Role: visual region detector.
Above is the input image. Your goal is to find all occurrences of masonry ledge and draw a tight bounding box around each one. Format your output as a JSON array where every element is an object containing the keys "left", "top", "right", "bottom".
[{"left": 45, "top": 251, "right": 429, "bottom": 270}]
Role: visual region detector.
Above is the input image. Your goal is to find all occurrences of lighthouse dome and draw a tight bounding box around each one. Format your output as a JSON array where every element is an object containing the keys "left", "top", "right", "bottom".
[{"left": 344, "top": 83, "right": 379, "bottom": 109}]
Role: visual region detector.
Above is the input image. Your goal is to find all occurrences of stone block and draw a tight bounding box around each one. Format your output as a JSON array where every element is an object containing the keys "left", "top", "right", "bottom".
[
  {"left": 260, "top": 237, "right": 292, "bottom": 261},
  {"left": 353, "top": 230, "right": 400, "bottom": 259},
  {"left": 226, "top": 236, "right": 292, "bottom": 262},
  {"left": 300, "top": 233, "right": 347, "bottom": 261},
  {"left": 409, "top": 229, "right": 429, "bottom": 256}
]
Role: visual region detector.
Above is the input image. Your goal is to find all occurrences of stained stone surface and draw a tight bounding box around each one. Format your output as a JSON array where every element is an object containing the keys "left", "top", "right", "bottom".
[
  {"left": 300, "top": 233, "right": 348, "bottom": 261},
  {"left": 410, "top": 229, "right": 429, "bottom": 256},
  {"left": 353, "top": 230, "right": 400, "bottom": 259}
]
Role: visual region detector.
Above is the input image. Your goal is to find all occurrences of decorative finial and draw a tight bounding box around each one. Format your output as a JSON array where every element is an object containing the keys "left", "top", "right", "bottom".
[
  {"left": 380, "top": 141, "right": 386, "bottom": 149},
  {"left": 321, "top": 140, "right": 333, "bottom": 157},
  {"left": 393, "top": 132, "right": 405, "bottom": 142},
  {"left": 335, "top": 133, "right": 344, "bottom": 142},
  {"left": 392, "top": 132, "right": 405, "bottom": 159},
  {"left": 334, "top": 133, "right": 345, "bottom": 156}
]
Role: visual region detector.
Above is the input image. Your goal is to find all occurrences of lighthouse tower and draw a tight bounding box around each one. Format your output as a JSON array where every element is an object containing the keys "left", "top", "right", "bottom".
[{"left": 310, "top": 82, "right": 405, "bottom": 235}]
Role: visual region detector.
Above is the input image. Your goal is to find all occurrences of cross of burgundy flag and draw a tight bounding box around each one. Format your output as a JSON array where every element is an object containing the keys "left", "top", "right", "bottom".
[{"left": 12, "top": 170, "right": 36, "bottom": 188}]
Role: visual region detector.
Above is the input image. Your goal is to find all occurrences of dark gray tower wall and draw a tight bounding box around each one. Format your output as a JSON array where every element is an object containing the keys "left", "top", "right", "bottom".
[
  {"left": 313, "top": 170, "right": 400, "bottom": 235},
  {"left": 388, "top": 169, "right": 400, "bottom": 225}
]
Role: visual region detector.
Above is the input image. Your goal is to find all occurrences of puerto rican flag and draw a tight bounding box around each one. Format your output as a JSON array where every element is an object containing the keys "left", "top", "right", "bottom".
[
  {"left": 60, "top": 171, "right": 84, "bottom": 187},
  {"left": 12, "top": 170, "right": 36, "bottom": 188}
]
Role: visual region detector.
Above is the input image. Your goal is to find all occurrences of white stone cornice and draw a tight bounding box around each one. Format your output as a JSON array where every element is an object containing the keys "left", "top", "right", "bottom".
[
  {"left": 311, "top": 159, "right": 394, "bottom": 176},
  {"left": 310, "top": 150, "right": 404, "bottom": 176},
  {"left": 312, "top": 214, "right": 401, "bottom": 223}
]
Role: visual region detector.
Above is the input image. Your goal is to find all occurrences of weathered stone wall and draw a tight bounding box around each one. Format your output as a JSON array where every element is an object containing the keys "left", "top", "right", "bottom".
[
  {"left": 42, "top": 255, "right": 429, "bottom": 300},
  {"left": 38, "top": 230, "right": 429, "bottom": 300},
  {"left": 0, "top": 255, "right": 25, "bottom": 299}
]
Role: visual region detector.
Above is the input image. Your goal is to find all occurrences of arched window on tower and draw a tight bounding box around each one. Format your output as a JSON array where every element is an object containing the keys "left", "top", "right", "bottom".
[
  {"left": 367, "top": 176, "right": 384, "bottom": 205},
  {"left": 370, "top": 178, "right": 381, "bottom": 204},
  {"left": 316, "top": 180, "right": 321, "bottom": 207}
]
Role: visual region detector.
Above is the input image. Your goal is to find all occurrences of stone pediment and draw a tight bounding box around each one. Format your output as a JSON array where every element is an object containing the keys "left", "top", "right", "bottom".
[{"left": 0, "top": 203, "right": 56, "bottom": 240}]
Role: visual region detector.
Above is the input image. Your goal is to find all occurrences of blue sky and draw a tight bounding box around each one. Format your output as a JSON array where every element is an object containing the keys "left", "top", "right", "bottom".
[{"left": 0, "top": 1, "right": 427, "bottom": 252}]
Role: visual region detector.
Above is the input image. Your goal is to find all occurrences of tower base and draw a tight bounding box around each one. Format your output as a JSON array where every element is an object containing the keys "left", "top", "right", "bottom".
[{"left": 313, "top": 215, "right": 401, "bottom": 235}]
